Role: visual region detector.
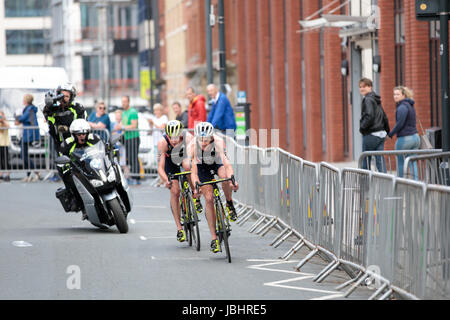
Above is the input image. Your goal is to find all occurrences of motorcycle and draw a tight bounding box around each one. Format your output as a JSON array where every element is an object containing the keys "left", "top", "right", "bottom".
[{"left": 55, "top": 134, "right": 132, "bottom": 233}]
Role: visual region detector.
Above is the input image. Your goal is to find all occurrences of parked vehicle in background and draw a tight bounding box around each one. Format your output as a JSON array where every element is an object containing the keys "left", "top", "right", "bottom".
[{"left": 0, "top": 67, "right": 69, "bottom": 168}]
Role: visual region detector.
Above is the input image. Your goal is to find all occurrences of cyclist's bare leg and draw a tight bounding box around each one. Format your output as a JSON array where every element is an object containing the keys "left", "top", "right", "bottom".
[
  {"left": 201, "top": 184, "right": 217, "bottom": 240},
  {"left": 169, "top": 182, "right": 183, "bottom": 231},
  {"left": 217, "top": 166, "right": 232, "bottom": 202},
  {"left": 181, "top": 159, "right": 195, "bottom": 191}
]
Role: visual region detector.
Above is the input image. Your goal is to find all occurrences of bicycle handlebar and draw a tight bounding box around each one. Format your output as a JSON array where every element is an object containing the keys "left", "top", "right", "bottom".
[
  {"left": 195, "top": 175, "right": 236, "bottom": 193},
  {"left": 168, "top": 171, "right": 192, "bottom": 182}
]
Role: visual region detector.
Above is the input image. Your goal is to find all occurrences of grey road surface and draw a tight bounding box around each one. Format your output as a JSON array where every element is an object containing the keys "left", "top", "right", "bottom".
[{"left": 0, "top": 181, "right": 372, "bottom": 300}]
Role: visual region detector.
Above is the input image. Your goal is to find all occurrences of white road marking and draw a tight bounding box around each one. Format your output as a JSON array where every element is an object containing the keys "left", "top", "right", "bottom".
[
  {"left": 12, "top": 241, "right": 33, "bottom": 247},
  {"left": 247, "top": 259, "right": 313, "bottom": 276},
  {"left": 247, "top": 259, "right": 344, "bottom": 299},
  {"left": 140, "top": 235, "right": 173, "bottom": 240},
  {"left": 265, "top": 276, "right": 340, "bottom": 295}
]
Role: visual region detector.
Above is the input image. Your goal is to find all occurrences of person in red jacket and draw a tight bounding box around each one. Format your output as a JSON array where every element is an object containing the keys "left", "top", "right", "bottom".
[{"left": 186, "top": 87, "right": 207, "bottom": 129}]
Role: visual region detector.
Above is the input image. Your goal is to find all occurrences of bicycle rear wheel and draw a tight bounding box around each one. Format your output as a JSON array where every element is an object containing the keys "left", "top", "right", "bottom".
[
  {"left": 187, "top": 194, "right": 201, "bottom": 251},
  {"left": 216, "top": 200, "right": 231, "bottom": 263},
  {"left": 181, "top": 197, "right": 190, "bottom": 244}
]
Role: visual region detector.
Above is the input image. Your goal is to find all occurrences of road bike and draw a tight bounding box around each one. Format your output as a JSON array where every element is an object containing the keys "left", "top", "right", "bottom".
[
  {"left": 196, "top": 176, "right": 236, "bottom": 263},
  {"left": 169, "top": 171, "right": 201, "bottom": 251}
]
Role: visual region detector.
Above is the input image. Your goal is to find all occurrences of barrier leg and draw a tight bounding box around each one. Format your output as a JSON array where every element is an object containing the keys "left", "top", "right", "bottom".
[
  {"left": 273, "top": 230, "right": 294, "bottom": 248},
  {"left": 248, "top": 216, "right": 266, "bottom": 233},
  {"left": 280, "top": 238, "right": 304, "bottom": 260},
  {"left": 343, "top": 272, "right": 370, "bottom": 298},
  {"left": 368, "top": 282, "right": 389, "bottom": 300},
  {"left": 255, "top": 217, "right": 277, "bottom": 235},
  {"left": 295, "top": 248, "right": 319, "bottom": 272},
  {"left": 260, "top": 219, "right": 279, "bottom": 237},
  {"left": 336, "top": 271, "right": 363, "bottom": 291},
  {"left": 378, "top": 289, "right": 393, "bottom": 300},
  {"left": 313, "top": 260, "right": 339, "bottom": 283},
  {"left": 270, "top": 228, "right": 290, "bottom": 246},
  {"left": 236, "top": 209, "right": 256, "bottom": 226}
]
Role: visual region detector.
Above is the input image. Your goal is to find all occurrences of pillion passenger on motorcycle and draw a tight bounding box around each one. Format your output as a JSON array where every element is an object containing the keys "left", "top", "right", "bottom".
[
  {"left": 43, "top": 83, "right": 87, "bottom": 153},
  {"left": 58, "top": 119, "right": 101, "bottom": 215}
]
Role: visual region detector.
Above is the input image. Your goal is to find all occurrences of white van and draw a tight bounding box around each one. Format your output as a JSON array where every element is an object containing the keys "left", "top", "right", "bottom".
[{"left": 0, "top": 66, "right": 69, "bottom": 168}]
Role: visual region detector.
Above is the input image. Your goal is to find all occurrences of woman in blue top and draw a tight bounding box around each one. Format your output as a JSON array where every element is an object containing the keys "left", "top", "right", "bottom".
[
  {"left": 388, "top": 86, "right": 420, "bottom": 178},
  {"left": 88, "top": 101, "right": 111, "bottom": 142},
  {"left": 15, "top": 93, "right": 40, "bottom": 181}
]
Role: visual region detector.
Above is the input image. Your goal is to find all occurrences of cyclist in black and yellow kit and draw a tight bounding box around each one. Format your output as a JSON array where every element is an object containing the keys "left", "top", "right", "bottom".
[
  {"left": 189, "top": 122, "right": 239, "bottom": 253},
  {"left": 157, "top": 120, "right": 202, "bottom": 242}
]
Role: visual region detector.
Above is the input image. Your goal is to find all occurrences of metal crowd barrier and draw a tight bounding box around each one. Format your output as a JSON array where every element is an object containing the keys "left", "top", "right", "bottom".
[
  {"left": 358, "top": 149, "right": 442, "bottom": 177},
  {"left": 222, "top": 134, "right": 450, "bottom": 300},
  {"left": 0, "top": 126, "right": 162, "bottom": 180},
  {"left": 404, "top": 152, "right": 450, "bottom": 186}
]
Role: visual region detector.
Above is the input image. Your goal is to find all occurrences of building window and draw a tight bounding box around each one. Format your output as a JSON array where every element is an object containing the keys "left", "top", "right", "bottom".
[
  {"left": 394, "top": 0, "right": 405, "bottom": 86},
  {"left": 429, "top": 21, "right": 440, "bottom": 127},
  {"left": 6, "top": 30, "right": 50, "bottom": 54},
  {"left": 4, "top": 0, "right": 50, "bottom": 17}
]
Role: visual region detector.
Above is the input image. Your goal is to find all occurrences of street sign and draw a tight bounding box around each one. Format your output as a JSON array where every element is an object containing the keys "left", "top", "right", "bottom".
[{"left": 237, "top": 91, "right": 247, "bottom": 104}]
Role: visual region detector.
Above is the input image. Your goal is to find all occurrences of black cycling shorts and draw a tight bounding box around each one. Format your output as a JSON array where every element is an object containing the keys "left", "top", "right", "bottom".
[
  {"left": 164, "top": 156, "right": 182, "bottom": 180},
  {"left": 197, "top": 163, "right": 224, "bottom": 183}
]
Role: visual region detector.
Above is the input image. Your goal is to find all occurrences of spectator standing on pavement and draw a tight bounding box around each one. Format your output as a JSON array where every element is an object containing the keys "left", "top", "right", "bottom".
[
  {"left": 186, "top": 87, "right": 207, "bottom": 129},
  {"left": 206, "top": 84, "right": 237, "bottom": 136},
  {"left": 172, "top": 101, "right": 188, "bottom": 128},
  {"left": 359, "top": 78, "right": 390, "bottom": 173},
  {"left": 148, "top": 103, "right": 168, "bottom": 173},
  {"left": 88, "top": 101, "right": 111, "bottom": 142},
  {"left": 115, "top": 95, "right": 140, "bottom": 185},
  {"left": 111, "top": 109, "right": 129, "bottom": 179},
  {"left": 388, "top": 86, "right": 420, "bottom": 178},
  {"left": 15, "top": 94, "right": 41, "bottom": 182},
  {"left": 0, "top": 110, "right": 10, "bottom": 182}
]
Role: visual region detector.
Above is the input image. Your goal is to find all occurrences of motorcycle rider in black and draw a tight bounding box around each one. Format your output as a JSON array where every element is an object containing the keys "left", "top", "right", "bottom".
[
  {"left": 43, "top": 83, "right": 87, "bottom": 154},
  {"left": 43, "top": 83, "right": 87, "bottom": 214},
  {"left": 58, "top": 119, "right": 102, "bottom": 217}
]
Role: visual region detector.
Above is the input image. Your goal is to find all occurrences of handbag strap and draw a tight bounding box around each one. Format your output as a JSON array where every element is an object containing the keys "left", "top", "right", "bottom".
[{"left": 417, "top": 118, "right": 425, "bottom": 135}]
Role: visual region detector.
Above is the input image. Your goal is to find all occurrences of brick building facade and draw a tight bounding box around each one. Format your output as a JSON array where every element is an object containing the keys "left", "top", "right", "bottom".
[{"left": 156, "top": 0, "right": 448, "bottom": 162}]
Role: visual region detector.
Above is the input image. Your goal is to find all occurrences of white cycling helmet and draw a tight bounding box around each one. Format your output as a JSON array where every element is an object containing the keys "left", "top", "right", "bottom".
[
  {"left": 70, "top": 119, "right": 91, "bottom": 139},
  {"left": 57, "top": 82, "right": 77, "bottom": 102},
  {"left": 194, "top": 122, "right": 214, "bottom": 138}
]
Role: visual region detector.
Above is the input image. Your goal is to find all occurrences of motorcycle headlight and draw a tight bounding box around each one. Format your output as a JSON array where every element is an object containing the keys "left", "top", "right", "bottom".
[
  {"left": 90, "top": 158, "right": 102, "bottom": 170},
  {"left": 90, "top": 179, "right": 104, "bottom": 188},
  {"left": 107, "top": 168, "right": 116, "bottom": 183}
]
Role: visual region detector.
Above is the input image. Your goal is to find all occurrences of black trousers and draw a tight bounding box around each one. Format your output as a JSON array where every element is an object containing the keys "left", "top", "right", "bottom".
[{"left": 125, "top": 136, "right": 140, "bottom": 179}]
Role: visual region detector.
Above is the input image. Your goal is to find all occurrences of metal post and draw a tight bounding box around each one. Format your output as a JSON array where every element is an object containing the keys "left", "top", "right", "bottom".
[
  {"left": 440, "top": 0, "right": 449, "bottom": 151},
  {"left": 205, "top": 0, "right": 213, "bottom": 84},
  {"left": 218, "top": 0, "right": 226, "bottom": 93}
]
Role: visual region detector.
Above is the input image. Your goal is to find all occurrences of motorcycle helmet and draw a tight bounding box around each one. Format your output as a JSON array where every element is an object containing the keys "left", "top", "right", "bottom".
[
  {"left": 56, "top": 82, "right": 77, "bottom": 102},
  {"left": 70, "top": 119, "right": 91, "bottom": 143},
  {"left": 165, "top": 120, "right": 183, "bottom": 138},
  {"left": 194, "top": 122, "right": 214, "bottom": 138}
]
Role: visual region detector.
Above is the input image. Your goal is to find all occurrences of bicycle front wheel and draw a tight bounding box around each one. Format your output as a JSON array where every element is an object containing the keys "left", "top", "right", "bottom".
[
  {"left": 187, "top": 194, "right": 201, "bottom": 251},
  {"left": 216, "top": 200, "right": 231, "bottom": 263}
]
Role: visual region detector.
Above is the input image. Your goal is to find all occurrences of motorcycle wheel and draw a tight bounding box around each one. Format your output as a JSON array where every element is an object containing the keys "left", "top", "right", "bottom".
[{"left": 107, "top": 198, "right": 129, "bottom": 234}]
